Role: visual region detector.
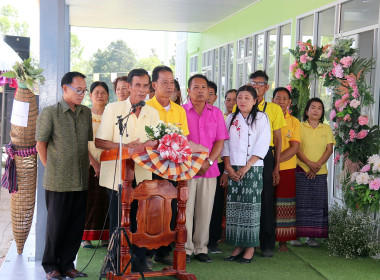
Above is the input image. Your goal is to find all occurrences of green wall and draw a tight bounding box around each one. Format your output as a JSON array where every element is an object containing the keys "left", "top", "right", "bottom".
[{"left": 187, "top": 0, "right": 337, "bottom": 77}]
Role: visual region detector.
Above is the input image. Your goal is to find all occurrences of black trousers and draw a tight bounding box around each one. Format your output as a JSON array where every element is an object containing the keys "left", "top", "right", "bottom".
[
  {"left": 42, "top": 190, "right": 87, "bottom": 273},
  {"left": 208, "top": 162, "right": 225, "bottom": 247},
  {"left": 107, "top": 186, "right": 147, "bottom": 268},
  {"left": 259, "top": 147, "right": 276, "bottom": 251}
]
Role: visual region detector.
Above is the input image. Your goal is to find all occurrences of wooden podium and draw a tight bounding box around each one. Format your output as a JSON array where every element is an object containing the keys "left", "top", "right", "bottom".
[{"left": 100, "top": 141, "right": 196, "bottom": 280}]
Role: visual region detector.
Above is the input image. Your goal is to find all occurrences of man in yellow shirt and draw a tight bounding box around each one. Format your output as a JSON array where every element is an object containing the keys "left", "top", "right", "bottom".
[
  {"left": 146, "top": 65, "right": 189, "bottom": 267},
  {"left": 249, "top": 71, "right": 286, "bottom": 257}
]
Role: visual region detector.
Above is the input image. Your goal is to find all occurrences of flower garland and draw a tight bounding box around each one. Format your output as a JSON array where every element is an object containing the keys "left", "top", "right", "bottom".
[{"left": 288, "top": 38, "right": 380, "bottom": 211}]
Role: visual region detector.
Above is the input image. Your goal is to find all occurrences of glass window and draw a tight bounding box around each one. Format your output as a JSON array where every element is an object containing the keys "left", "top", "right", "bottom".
[
  {"left": 280, "top": 24, "right": 291, "bottom": 86},
  {"left": 190, "top": 56, "right": 198, "bottom": 74},
  {"left": 238, "top": 39, "right": 245, "bottom": 59},
  {"left": 299, "top": 15, "right": 314, "bottom": 43},
  {"left": 237, "top": 63, "right": 244, "bottom": 88},
  {"left": 266, "top": 28, "right": 277, "bottom": 96},
  {"left": 220, "top": 46, "right": 227, "bottom": 112},
  {"left": 340, "top": 0, "right": 380, "bottom": 33},
  {"left": 255, "top": 33, "right": 265, "bottom": 71},
  {"left": 318, "top": 7, "right": 335, "bottom": 46},
  {"left": 228, "top": 43, "right": 234, "bottom": 89},
  {"left": 214, "top": 48, "right": 219, "bottom": 85},
  {"left": 246, "top": 37, "right": 253, "bottom": 56}
]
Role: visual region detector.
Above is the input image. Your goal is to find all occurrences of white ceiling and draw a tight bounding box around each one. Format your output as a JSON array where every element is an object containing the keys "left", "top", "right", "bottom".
[{"left": 66, "top": 0, "right": 261, "bottom": 32}]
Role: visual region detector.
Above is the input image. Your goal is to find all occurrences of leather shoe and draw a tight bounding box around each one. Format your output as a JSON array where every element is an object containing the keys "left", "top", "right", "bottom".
[
  {"left": 46, "top": 270, "right": 62, "bottom": 280},
  {"left": 240, "top": 257, "right": 254, "bottom": 264},
  {"left": 224, "top": 251, "right": 244, "bottom": 261},
  {"left": 154, "top": 255, "right": 173, "bottom": 266},
  {"left": 63, "top": 268, "right": 88, "bottom": 278},
  {"left": 194, "top": 253, "right": 212, "bottom": 263},
  {"left": 186, "top": 254, "right": 191, "bottom": 263}
]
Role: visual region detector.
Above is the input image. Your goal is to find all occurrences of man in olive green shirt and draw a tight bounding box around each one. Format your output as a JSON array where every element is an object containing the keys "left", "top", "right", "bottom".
[{"left": 36, "top": 72, "right": 92, "bottom": 280}]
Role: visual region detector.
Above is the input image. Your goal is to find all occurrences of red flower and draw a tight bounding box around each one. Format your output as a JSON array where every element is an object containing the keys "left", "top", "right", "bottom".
[{"left": 158, "top": 133, "right": 192, "bottom": 163}]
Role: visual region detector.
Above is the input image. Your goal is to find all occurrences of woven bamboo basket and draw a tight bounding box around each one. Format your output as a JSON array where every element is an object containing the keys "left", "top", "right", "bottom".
[
  {"left": 9, "top": 85, "right": 38, "bottom": 254},
  {"left": 11, "top": 154, "right": 37, "bottom": 254}
]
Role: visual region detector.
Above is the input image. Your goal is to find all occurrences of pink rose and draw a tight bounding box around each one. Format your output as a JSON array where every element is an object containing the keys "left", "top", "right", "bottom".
[
  {"left": 298, "top": 41, "right": 306, "bottom": 51},
  {"left": 369, "top": 178, "right": 380, "bottom": 191},
  {"left": 357, "top": 130, "right": 368, "bottom": 139},
  {"left": 334, "top": 153, "right": 340, "bottom": 165},
  {"left": 329, "top": 109, "right": 336, "bottom": 120},
  {"left": 358, "top": 115, "right": 369, "bottom": 126},
  {"left": 342, "top": 93, "right": 349, "bottom": 101},
  {"left": 349, "top": 129, "right": 357, "bottom": 141},
  {"left": 332, "top": 62, "right": 344, "bottom": 78},
  {"left": 289, "top": 61, "right": 298, "bottom": 72},
  {"left": 300, "top": 54, "right": 307, "bottom": 64},
  {"left": 295, "top": 68, "right": 305, "bottom": 79},
  {"left": 286, "top": 84, "right": 292, "bottom": 93},
  {"left": 350, "top": 99, "right": 360, "bottom": 109},
  {"left": 343, "top": 114, "right": 351, "bottom": 122},
  {"left": 360, "top": 164, "right": 371, "bottom": 172},
  {"left": 340, "top": 56, "right": 353, "bottom": 68}
]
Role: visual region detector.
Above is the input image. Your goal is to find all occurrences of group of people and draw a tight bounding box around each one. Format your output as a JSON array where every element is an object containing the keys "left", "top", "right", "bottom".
[{"left": 35, "top": 66, "right": 335, "bottom": 280}]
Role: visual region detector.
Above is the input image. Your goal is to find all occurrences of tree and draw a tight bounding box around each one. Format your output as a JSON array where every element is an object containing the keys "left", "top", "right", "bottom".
[
  {"left": 136, "top": 48, "right": 162, "bottom": 72},
  {"left": 70, "top": 33, "right": 92, "bottom": 73},
  {"left": 0, "top": 5, "right": 29, "bottom": 36},
  {"left": 90, "top": 40, "right": 137, "bottom": 73}
]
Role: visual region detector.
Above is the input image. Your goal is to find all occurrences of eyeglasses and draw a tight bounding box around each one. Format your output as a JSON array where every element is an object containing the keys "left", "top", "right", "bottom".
[
  {"left": 65, "top": 84, "right": 88, "bottom": 95},
  {"left": 250, "top": 81, "right": 267, "bottom": 86}
]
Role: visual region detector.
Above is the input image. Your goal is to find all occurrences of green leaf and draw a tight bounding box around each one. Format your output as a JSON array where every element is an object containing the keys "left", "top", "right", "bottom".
[{"left": 0, "top": 71, "right": 16, "bottom": 78}]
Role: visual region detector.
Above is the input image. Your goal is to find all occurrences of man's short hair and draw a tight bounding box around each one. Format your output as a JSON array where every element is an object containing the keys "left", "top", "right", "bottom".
[
  {"left": 127, "top": 68, "right": 151, "bottom": 84},
  {"left": 249, "top": 70, "right": 269, "bottom": 84},
  {"left": 188, "top": 74, "right": 209, "bottom": 89},
  {"left": 113, "top": 76, "right": 128, "bottom": 91},
  {"left": 152, "top": 65, "right": 173, "bottom": 82},
  {"left": 208, "top": 81, "right": 217, "bottom": 95},
  {"left": 273, "top": 87, "right": 291, "bottom": 99},
  {"left": 225, "top": 89, "right": 237, "bottom": 99},
  {"left": 61, "top": 71, "right": 86, "bottom": 88}
]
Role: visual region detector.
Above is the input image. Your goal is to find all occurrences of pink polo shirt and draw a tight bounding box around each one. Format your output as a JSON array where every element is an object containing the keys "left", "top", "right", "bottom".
[{"left": 183, "top": 101, "right": 229, "bottom": 178}]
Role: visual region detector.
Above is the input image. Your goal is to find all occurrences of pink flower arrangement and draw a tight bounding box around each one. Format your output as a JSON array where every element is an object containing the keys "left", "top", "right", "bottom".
[
  {"left": 340, "top": 56, "right": 353, "bottom": 68},
  {"left": 360, "top": 164, "right": 371, "bottom": 172},
  {"left": 357, "top": 130, "right": 368, "bottom": 139},
  {"left": 300, "top": 54, "right": 312, "bottom": 64},
  {"left": 369, "top": 178, "right": 380, "bottom": 191},
  {"left": 346, "top": 75, "right": 359, "bottom": 98},
  {"left": 295, "top": 68, "right": 305, "bottom": 79},
  {"left": 157, "top": 133, "right": 192, "bottom": 163},
  {"left": 349, "top": 129, "right": 357, "bottom": 141},
  {"left": 297, "top": 41, "right": 306, "bottom": 51},
  {"left": 332, "top": 62, "right": 344, "bottom": 78},
  {"left": 358, "top": 115, "right": 369, "bottom": 126},
  {"left": 349, "top": 99, "right": 360, "bottom": 109},
  {"left": 329, "top": 109, "right": 336, "bottom": 120},
  {"left": 335, "top": 99, "right": 347, "bottom": 112}
]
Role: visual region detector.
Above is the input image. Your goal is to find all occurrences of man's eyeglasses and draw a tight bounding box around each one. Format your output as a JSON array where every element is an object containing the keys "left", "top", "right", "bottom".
[
  {"left": 250, "top": 81, "right": 267, "bottom": 86},
  {"left": 65, "top": 84, "right": 88, "bottom": 95}
]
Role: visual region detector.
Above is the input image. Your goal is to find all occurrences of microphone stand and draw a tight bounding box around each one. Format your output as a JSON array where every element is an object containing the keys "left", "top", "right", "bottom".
[{"left": 100, "top": 106, "right": 145, "bottom": 280}]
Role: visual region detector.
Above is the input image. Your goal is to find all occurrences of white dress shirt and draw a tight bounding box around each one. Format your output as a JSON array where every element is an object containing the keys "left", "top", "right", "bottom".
[{"left": 222, "top": 111, "right": 270, "bottom": 166}]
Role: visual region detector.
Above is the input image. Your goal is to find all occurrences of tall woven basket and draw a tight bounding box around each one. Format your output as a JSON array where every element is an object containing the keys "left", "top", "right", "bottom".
[{"left": 10, "top": 85, "right": 38, "bottom": 255}]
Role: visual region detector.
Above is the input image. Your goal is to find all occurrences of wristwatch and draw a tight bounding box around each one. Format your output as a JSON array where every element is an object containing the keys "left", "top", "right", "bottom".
[{"left": 207, "top": 158, "right": 214, "bottom": 166}]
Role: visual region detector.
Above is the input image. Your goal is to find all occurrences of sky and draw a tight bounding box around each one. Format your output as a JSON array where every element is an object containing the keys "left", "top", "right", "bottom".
[{"left": 1, "top": 0, "right": 177, "bottom": 66}]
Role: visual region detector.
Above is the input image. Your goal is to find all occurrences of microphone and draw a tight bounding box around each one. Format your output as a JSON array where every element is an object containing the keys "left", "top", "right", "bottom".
[{"left": 131, "top": 100, "right": 145, "bottom": 109}]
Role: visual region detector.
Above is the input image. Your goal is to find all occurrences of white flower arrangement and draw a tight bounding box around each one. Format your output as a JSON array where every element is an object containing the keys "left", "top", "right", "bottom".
[{"left": 145, "top": 120, "right": 184, "bottom": 140}]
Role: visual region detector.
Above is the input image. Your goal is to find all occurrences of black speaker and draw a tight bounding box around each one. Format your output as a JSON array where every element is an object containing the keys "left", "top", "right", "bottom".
[{"left": 3, "top": 35, "right": 30, "bottom": 61}]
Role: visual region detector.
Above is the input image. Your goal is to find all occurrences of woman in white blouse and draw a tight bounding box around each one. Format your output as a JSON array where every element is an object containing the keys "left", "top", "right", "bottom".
[{"left": 221, "top": 85, "right": 270, "bottom": 263}]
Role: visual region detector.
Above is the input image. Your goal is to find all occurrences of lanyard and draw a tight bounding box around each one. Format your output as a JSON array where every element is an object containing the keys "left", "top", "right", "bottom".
[{"left": 263, "top": 102, "right": 267, "bottom": 112}]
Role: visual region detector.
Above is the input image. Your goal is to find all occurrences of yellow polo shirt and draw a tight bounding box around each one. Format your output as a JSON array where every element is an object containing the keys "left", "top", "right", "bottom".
[
  {"left": 96, "top": 98, "right": 160, "bottom": 188},
  {"left": 146, "top": 96, "right": 189, "bottom": 136},
  {"left": 280, "top": 112, "right": 300, "bottom": 171},
  {"left": 257, "top": 99, "right": 286, "bottom": 147},
  {"left": 297, "top": 121, "right": 335, "bottom": 175}
]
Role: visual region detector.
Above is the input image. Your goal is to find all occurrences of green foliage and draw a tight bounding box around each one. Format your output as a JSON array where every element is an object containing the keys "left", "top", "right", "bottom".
[
  {"left": 70, "top": 33, "right": 92, "bottom": 73},
  {"left": 136, "top": 49, "right": 162, "bottom": 72},
  {"left": 326, "top": 204, "right": 375, "bottom": 259},
  {"left": 0, "top": 5, "right": 29, "bottom": 36},
  {"left": 1, "top": 58, "right": 45, "bottom": 92},
  {"left": 90, "top": 40, "right": 137, "bottom": 73}
]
